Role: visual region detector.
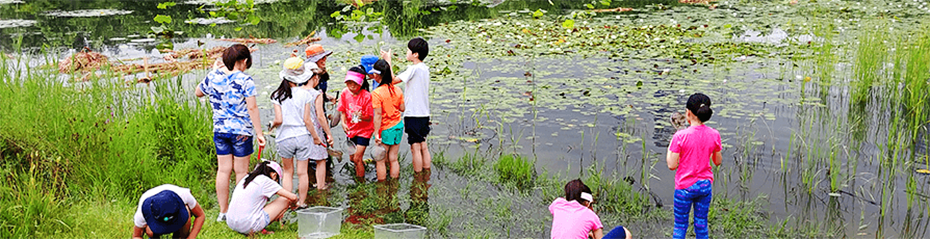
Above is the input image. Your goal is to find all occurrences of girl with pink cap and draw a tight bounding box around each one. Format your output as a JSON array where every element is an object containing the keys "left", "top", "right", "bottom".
[{"left": 338, "top": 66, "right": 374, "bottom": 179}]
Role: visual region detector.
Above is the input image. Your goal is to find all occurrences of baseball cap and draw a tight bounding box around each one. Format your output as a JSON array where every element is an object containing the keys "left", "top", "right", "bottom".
[{"left": 360, "top": 55, "right": 379, "bottom": 74}]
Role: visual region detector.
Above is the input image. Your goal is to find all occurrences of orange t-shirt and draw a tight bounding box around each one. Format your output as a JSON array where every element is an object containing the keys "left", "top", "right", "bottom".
[{"left": 371, "top": 84, "right": 404, "bottom": 131}]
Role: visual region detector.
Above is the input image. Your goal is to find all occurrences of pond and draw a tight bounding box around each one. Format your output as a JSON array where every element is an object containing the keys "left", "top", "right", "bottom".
[{"left": 3, "top": 0, "right": 930, "bottom": 238}]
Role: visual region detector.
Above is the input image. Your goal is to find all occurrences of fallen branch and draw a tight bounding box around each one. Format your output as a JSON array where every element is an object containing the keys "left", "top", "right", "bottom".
[
  {"left": 217, "top": 37, "right": 277, "bottom": 44},
  {"left": 285, "top": 31, "right": 321, "bottom": 47},
  {"left": 590, "top": 7, "right": 633, "bottom": 12}
]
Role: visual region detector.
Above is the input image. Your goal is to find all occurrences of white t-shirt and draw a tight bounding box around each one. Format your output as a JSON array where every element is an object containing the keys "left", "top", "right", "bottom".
[
  {"left": 226, "top": 176, "right": 282, "bottom": 233},
  {"left": 272, "top": 87, "right": 316, "bottom": 142},
  {"left": 133, "top": 184, "right": 198, "bottom": 228},
  {"left": 397, "top": 62, "right": 430, "bottom": 117}
]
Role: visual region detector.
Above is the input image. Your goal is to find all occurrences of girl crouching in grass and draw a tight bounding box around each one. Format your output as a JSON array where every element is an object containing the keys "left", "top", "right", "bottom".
[
  {"left": 550, "top": 179, "right": 632, "bottom": 239},
  {"left": 226, "top": 161, "right": 298, "bottom": 235}
]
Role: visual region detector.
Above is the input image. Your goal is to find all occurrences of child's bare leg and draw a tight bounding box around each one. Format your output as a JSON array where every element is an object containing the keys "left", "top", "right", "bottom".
[
  {"left": 215, "top": 155, "right": 233, "bottom": 213},
  {"left": 411, "top": 143, "right": 423, "bottom": 172},
  {"left": 389, "top": 145, "right": 400, "bottom": 179},
  {"left": 352, "top": 145, "right": 367, "bottom": 178},
  {"left": 315, "top": 159, "right": 327, "bottom": 189},
  {"left": 263, "top": 197, "right": 293, "bottom": 222},
  {"left": 281, "top": 157, "right": 294, "bottom": 193},
  {"left": 296, "top": 159, "right": 309, "bottom": 205},
  {"left": 232, "top": 155, "right": 250, "bottom": 184},
  {"left": 376, "top": 159, "right": 387, "bottom": 182},
  {"left": 420, "top": 141, "right": 431, "bottom": 170}
]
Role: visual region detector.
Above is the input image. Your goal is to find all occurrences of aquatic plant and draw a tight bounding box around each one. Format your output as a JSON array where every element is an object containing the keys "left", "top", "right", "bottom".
[{"left": 493, "top": 154, "right": 536, "bottom": 190}]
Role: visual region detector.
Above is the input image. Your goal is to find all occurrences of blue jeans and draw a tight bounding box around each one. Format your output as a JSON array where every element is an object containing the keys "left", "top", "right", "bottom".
[
  {"left": 603, "top": 225, "right": 628, "bottom": 239},
  {"left": 673, "top": 179, "right": 712, "bottom": 239}
]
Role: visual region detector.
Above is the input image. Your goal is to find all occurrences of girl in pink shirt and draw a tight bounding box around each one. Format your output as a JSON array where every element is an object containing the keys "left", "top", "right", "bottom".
[
  {"left": 338, "top": 66, "right": 374, "bottom": 178},
  {"left": 550, "top": 179, "right": 632, "bottom": 239},
  {"left": 666, "top": 93, "right": 722, "bottom": 239}
]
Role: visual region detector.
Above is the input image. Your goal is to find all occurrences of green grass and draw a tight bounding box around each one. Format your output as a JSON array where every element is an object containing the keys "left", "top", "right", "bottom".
[{"left": 493, "top": 154, "right": 535, "bottom": 190}]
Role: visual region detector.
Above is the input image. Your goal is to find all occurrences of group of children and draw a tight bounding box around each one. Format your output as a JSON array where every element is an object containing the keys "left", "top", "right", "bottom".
[
  {"left": 132, "top": 37, "right": 434, "bottom": 237},
  {"left": 133, "top": 35, "right": 724, "bottom": 238}
]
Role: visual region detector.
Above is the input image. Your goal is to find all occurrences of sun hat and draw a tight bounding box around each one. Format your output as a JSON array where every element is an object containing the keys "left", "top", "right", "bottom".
[
  {"left": 279, "top": 57, "right": 314, "bottom": 84},
  {"left": 344, "top": 71, "right": 365, "bottom": 85},
  {"left": 305, "top": 44, "right": 333, "bottom": 63},
  {"left": 142, "top": 191, "right": 190, "bottom": 235},
  {"left": 360, "top": 55, "right": 379, "bottom": 74}
]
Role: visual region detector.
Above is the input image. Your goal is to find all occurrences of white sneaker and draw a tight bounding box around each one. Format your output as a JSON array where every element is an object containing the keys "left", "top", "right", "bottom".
[{"left": 216, "top": 212, "right": 226, "bottom": 222}]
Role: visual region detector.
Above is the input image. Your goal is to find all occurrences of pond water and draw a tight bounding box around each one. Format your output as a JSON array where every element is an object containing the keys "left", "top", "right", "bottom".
[{"left": 4, "top": 0, "right": 930, "bottom": 237}]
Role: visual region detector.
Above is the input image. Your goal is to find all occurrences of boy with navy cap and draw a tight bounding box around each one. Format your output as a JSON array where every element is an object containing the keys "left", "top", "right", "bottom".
[{"left": 132, "top": 184, "right": 205, "bottom": 239}]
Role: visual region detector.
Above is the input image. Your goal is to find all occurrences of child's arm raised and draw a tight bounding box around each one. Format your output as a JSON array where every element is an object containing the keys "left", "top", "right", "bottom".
[
  {"left": 666, "top": 150, "right": 680, "bottom": 170},
  {"left": 315, "top": 94, "right": 333, "bottom": 146},
  {"left": 304, "top": 101, "right": 324, "bottom": 146}
]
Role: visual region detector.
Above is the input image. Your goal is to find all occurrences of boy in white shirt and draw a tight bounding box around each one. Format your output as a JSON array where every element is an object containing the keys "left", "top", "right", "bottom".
[{"left": 381, "top": 37, "right": 432, "bottom": 175}]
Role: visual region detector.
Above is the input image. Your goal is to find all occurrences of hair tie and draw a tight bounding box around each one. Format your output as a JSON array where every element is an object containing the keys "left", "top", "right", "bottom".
[{"left": 580, "top": 192, "right": 593, "bottom": 202}]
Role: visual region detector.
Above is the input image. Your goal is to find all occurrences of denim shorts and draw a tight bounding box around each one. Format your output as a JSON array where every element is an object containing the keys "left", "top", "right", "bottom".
[{"left": 214, "top": 132, "right": 254, "bottom": 157}]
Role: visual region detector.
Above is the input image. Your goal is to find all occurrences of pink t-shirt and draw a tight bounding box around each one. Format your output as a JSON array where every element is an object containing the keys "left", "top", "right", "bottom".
[
  {"left": 337, "top": 88, "right": 373, "bottom": 138},
  {"left": 668, "top": 124, "right": 722, "bottom": 189},
  {"left": 549, "top": 198, "right": 603, "bottom": 239}
]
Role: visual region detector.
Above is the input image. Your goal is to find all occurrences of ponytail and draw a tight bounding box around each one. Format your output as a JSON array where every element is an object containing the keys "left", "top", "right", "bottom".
[
  {"left": 373, "top": 59, "right": 395, "bottom": 96},
  {"left": 686, "top": 93, "right": 713, "bottom": 122},
  {"left": 243, "top": 161, "right": 276, "bottom": 189},
  {"left": 270, "top": 79, "right": 293, "bottom": 103}
]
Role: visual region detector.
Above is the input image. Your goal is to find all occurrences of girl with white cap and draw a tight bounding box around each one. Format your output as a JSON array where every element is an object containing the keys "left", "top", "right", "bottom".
[
  {"left": 226, "top": 160, "right": 297, "bottom": 235},
  {"left": 270, "top": 57, "right": 326, "bottom": 208}
]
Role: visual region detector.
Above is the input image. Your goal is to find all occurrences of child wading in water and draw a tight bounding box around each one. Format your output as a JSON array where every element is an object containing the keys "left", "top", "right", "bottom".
[
  {"left": 370, "top": 59, "right": 405, "bottom": 181},
  {"left": 226, "top": 161, "right": 298, "bottom": 235},
  {"left": 194, "top": 44, "right": 265, "bottom": 222},
  {"left": 666, "top": 93, "right": 722, "bottom": 239},
  {"left": 549, "top": 179, "right": 632, "bottom": 239},
  {"left": 270, "top": 57, "right": 326, "bottom": 208},
  {"left": 381, "top": 37, "right": 432, "bottom": 176},
  {"left": 338, "top": 66, "right": 373, "bottom": 178}
]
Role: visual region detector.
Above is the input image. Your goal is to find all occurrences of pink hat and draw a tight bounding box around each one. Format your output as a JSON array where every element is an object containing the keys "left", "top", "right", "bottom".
[
  {"left": 344, "top": 71, "right": 364, "bottom": 85},
  {"left": 263, "top": 160, "right": 283, "bottom": 182}
]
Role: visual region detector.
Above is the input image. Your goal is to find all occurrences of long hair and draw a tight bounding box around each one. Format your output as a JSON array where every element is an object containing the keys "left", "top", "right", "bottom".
[
  {"left": 270, "top": 79, "right": 292, "bottom": 103},
  {"left": 564, "top": 179, "right": 592, "bottom": 204},
  {"left": 348, "top": 65, "right": 369, "bottom": 92},
  {"left": 686, "top": 93, "right": 713, "bottom": 122},
  {"left": 373, "top": 59, "right": 395, "bottom": 96},
  {"left": 222, "top": 44, "right": 252, "bottom": 71},
  {"left": 243, "top": 161, "right": 277, "bottom": 189}
]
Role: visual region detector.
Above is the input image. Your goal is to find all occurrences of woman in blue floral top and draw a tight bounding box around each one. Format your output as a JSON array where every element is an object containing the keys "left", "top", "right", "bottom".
[{"left": 195, "top": 44, "right": 266, "bottom": 222}]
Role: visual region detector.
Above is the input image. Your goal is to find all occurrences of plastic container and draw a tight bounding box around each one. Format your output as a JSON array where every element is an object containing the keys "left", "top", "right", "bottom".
[
  {"left": 373, "top": 223, "right": 427, "bottom": 239},
  {"left": 297, "top": 207, "right": 343, "bottom": 239}
]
